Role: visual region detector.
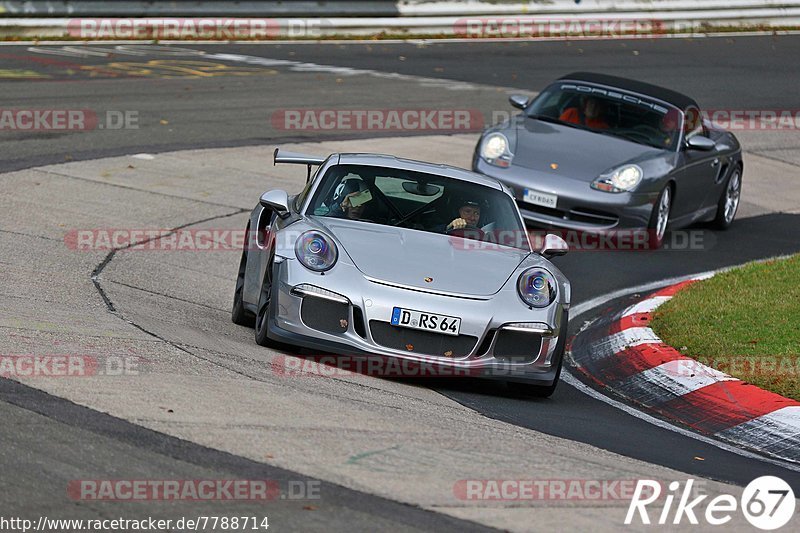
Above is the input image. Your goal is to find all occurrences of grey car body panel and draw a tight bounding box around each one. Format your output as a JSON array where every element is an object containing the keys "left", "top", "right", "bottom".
[
  {"left": 473, "top": 75, "right": 743, "bottom": 232},
  {"left": 239, "top": 153, "right": 571, "bottom": 384}
]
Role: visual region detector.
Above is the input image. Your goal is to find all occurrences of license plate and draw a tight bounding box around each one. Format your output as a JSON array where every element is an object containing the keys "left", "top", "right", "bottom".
[
  {"left": 524, "top": 188, "right": 558, "bottom": 209},
  {"left": 390, "top": 307, "right": 461, "bottom": 336}
]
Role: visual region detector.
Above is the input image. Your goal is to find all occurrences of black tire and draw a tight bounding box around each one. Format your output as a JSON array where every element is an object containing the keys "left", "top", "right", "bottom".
[
  {"left": 231, "top": 242, "right": 255, "bottom": 327},
  {"left": 254, "top": 248, "right": 276, "bottom": 346},
  {"left": 712, "top": 166, "right": 742, "bottom": 230},
  {"left": 647, "top": 185, "right": 672, "bottom": 249},
  {"left": 507, "top": 309, "right": 568, "bottom": 398}
]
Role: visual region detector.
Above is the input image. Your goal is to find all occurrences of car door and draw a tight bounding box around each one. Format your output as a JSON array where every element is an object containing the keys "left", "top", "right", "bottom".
[{"left": 670, "top": 107, "right": 721, "bottom": 221}]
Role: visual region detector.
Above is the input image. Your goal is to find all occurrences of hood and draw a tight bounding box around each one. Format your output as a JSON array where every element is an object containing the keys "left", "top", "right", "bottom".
[
  {"left": 509, "top": 116, "right": 664, "bottom": 182},
  {"left": 314, "top": 217, "right": 530, "bottom": 296}
]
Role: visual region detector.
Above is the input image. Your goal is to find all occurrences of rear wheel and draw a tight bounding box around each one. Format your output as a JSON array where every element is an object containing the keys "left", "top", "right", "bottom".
[
  {"left": 507, "top": 310, "right": 568, "bottom": 398},
  {"left": 713, "top": 167, "right": 742, "bottom": 230},
  {"left": 647, "top": 185, "right": 672, "bottom": 249}
]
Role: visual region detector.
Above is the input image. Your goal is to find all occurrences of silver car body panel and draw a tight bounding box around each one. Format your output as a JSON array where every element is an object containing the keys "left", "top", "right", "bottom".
[{"left": 241, "top": 153, "right": 571, "bottom": 385}]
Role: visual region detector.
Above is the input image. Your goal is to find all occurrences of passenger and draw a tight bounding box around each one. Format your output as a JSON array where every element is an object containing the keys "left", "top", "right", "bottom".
[
  {"left": 659, "top": 108, "right": 681, "bottom": 148},
  {"left": 559, "top": 96, "right": 610, "bottom": 129}
]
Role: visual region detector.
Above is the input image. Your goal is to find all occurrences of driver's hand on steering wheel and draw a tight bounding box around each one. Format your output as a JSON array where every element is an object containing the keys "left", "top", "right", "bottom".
[{"left": 447, "top": 218, "right": 467, "bottom": 230}]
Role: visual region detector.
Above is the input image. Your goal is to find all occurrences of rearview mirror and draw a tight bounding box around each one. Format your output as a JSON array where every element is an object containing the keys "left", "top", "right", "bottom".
[
  {"left": 402, "top": 181, "right": 441, "bottom": 196},
  {"left": 509, "top": 94, "right": 529, "bottom": 110},
  {"left": 260, "top": 189, "right": 290, "bottom": 218},
  {"left": 540, "top": 234, "right": 568, "bottom": 258},
  {"left": 685, "top": 135, "right": 716, "bottom": 151}
]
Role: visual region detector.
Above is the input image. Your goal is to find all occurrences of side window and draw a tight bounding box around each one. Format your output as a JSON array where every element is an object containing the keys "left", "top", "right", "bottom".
[{"left": 683, "top": 106, "right": 705, "bottom": 139}]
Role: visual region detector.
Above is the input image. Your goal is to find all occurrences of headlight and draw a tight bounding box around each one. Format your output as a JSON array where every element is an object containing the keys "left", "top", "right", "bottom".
[
  {"left": 517, "top": 268, "right": 557, "bottom": 308},
  {"left": 592, "top": 164, "right": 643, "bottom": 193},
  {"left": 480, "top": 133, "right": 512, "bottom": 167},
  {"left": 295, "top": 231, "right": 337, "bottom": 272}
]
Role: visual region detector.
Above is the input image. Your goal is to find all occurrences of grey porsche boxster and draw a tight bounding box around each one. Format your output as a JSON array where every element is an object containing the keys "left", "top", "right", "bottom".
[
  {"left": 232, "top": 149, "right": 571, "bottom": 396},
  {"left": 473, "top": 72, "right": 743, "bottom": 248}
]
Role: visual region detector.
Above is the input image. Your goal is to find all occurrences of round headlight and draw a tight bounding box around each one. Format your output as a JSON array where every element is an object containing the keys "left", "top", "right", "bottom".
[
  {"left": 481, "top": 133, "right": 509, "bottom": 160},
  {"left": 612, "top": 165, "right": 643, "bottom": 190},
  {"left": 592, "top": 164, "right": 643, "bottom": 193},
  {"left": 295, "top": 231, "right": 338, "bottom": 272},
  {"left": 517, "top": 268, "right": 557, "bottom": 308}
]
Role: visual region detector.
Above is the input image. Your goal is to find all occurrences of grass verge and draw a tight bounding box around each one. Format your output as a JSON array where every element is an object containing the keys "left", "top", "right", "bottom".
[{"left": 650, "top": 254, "right": 800, "bottom": 401}]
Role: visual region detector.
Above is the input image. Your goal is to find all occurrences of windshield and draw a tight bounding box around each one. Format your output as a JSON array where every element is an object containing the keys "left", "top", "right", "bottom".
[
  {"left": 526, "top": 82, "right": 682, "bottom": 150},
  {"left": 305, "top": 164, "right": 530, "bottom": 251}
]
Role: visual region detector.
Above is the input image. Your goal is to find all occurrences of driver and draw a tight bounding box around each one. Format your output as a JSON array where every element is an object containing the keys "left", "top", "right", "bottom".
[
  {"left": 559, "top": 96, "right": 610, "bottom": 130},
  {"left": 446, "top": 199, "right": 481, "bottom": 231},
  {"left": 330, "top": 178, "right": 372, "bottom": 220}
]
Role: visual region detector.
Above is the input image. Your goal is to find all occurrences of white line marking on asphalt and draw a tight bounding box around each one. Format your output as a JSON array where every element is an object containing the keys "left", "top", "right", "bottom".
[
  {"left": 565, "top": 257, "right": 800, "bottom": 470},
  {"left": 3, "top": 31, "right": 800, "bottom": 46},
  {"left": 561, "top": 372, "right": 800, "bottom": 472},
  {"left": 569, "top": 272, "right": 715, "bottom": 321}
]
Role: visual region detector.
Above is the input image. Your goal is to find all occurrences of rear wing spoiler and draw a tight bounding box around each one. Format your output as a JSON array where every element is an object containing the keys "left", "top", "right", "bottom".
[{"left": 273, "top": 148, "right": 327, "bottom": 182}]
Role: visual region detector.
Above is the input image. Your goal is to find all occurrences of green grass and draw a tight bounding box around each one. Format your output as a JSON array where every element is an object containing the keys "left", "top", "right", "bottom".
[{"left": 650, "top": 254, "right": 800, "bottom": 400}]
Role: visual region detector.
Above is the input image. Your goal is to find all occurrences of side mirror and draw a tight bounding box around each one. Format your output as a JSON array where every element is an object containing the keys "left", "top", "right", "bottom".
[
  {"left": 685, "top": 135, "right": 716, "bottom": 151},
  {"left": 540, "top": 233, "right": 568, "bottom": 258},
  {"left": 509, "top": 94, "right": 529, "bottom": 110},
  {"left": 260, "top": 189, "right": 290, "bottom": 218}
]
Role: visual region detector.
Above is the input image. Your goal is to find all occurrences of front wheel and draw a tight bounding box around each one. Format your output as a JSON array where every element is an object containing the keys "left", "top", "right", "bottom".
[
  {"left": 232, "top": 245, "right": 255, "bottom": 327},
  {"left": 712, "top": 167, "right": 742, "bottom": 230},
  {"left": 647, "top": 185, "right": 672, "bottom": 249},
  {"left": 254, "top": 250, "right": 276, "bottom": 347}
]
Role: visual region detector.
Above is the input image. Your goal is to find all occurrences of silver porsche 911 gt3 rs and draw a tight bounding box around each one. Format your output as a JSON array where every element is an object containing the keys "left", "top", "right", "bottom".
[{"left": 231, "top": 149, "right": 571, "bottom": 396}]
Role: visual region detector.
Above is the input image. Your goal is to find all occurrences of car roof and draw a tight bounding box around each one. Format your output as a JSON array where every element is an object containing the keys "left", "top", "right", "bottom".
[
  {"left": 559, "top": 72, "right": 699, "bottom": 111},
  {"left": 334, "top": 153, "right": 505, "bottom": 191}
]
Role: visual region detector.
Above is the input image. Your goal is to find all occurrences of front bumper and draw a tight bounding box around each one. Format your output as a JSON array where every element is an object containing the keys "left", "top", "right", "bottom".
[
  {"left": 474, "top": 158, "right": 658, "bottom": 232},
  {"left": 267, "top": 257, "right": 567, "bottom": 385}
]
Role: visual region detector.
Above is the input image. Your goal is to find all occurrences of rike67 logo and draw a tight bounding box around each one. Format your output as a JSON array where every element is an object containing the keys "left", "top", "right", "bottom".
[{"left": 626, "top": 477, "right": 795, "bottom": 530}]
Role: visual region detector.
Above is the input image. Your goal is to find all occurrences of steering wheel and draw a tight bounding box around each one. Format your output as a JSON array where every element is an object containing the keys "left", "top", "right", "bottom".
[{"left": 446, "top": 225, "right": 485, "bottom": 240}]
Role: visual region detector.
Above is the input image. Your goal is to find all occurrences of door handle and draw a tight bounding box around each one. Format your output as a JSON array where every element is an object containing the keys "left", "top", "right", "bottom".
[{"left": 711, "top": 158, "right": 720, "bottom": 167}]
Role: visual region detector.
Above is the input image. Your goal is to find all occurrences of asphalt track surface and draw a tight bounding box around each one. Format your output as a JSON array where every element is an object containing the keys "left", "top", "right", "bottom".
[{"left": 2, "top": 36, "right": 800, "bottom": 528}]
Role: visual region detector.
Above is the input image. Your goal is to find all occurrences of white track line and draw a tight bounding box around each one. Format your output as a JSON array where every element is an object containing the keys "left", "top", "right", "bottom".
[
  {"left": 2, "top": 30, "right": 800, "bottom": 45},
  {"left": 562, "top": 372, "right": 800, "bottom": 473},
  {"left": 565, "top": 258, "right": 800, "bottom": 472}
]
